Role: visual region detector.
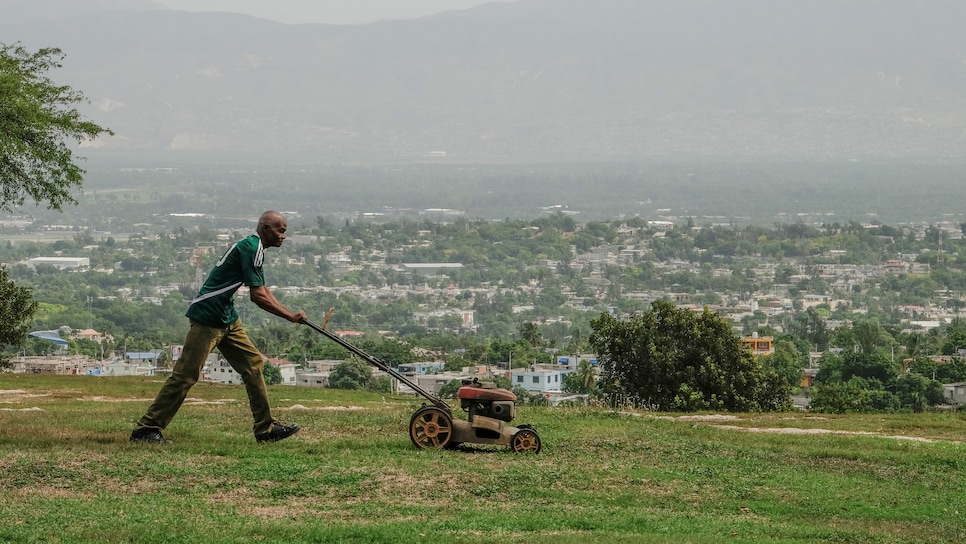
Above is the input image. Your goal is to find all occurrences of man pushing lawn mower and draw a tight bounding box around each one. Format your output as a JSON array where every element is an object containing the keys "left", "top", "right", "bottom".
[{"left": 130, "top": 210, "right": 305, "bottom": 444}]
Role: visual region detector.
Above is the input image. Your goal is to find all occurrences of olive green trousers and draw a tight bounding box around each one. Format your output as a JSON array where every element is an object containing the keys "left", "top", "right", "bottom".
[{"left": 134, "top": 318, "right": 274, "bottom": 436}]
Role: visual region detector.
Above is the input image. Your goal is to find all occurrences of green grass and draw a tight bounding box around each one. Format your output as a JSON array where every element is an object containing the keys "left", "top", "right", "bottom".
[{"left": 1, "top": 374, "right": 964, "bottom": 543}]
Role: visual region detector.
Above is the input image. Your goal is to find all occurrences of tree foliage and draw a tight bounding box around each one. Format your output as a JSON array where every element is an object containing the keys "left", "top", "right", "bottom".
[
  {"left": 941, "top": 330, "right": 966, "bottom": 356},
  {"left": 814, "top": 351, "right": 898, "bottom": 386},
  {"left": 761, "top": 336, "right": 809, "bottom": 389},
  {"left": 589, "top": 301, "right": 791, "bottom": 412},
  {"left": 356, "top": 337, "right": 416, "bottom": 368},
  {"left": 807, "top": 349, "right": 948, "bottom": 413},
  {"left": 852, "top": 320, "right": 882, "bottom": 355},
  {"left": 562, "top": 360, "right": 598, "bottom": 395},
  {"left": 519, "top": 321, "right": 543, "bottom": 348},
  {"left": 437, "top": 379, "right": 462, "bottom": 399},
  {"left": 0, "top": 43, "right": 110, "bottom": 364},
  {"left": 328, "top": 358, "right": 372, "bottom": 390},
  {"left": 809, "top": 378, "right": 900, "bottom": 414},
  {"left": 263, "top": 362, "right": 282, "bottom": 385},
  {"left": 0, "top": 43, "right": 112, "bottom": 212},
  {"left": 0, "top": 265, "right": 38, "bottom": 366}
]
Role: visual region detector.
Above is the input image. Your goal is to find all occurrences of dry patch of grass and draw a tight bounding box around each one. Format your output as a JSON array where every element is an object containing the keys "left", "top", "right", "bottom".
[
  {"left": 182, "top": 398, "right": 238, "bottom": 405},
  {"left": 3, "top": 452, "right": 162, "bottom": 500},
  {"left": 206, "top": 487, "right": 256, "bottom": 505},
  {"left": 76, "top": 396, "right": 155, "bottom": 403},
  {"left": 246, "top": 503, "right": 309, "bottom": 520},
  {"left": 279, "top": 404, "right": 366, "bottom": 411},
  {"left": 0, "top": 389, "right": 52, "bottom": 403},
  {"left": 656, "top": 413, "right": 961, "bottom": 444},
  {"left": 13, "top": 485, "right": 95, "bottom": 500},
  {"left": 709, "top": 424, "right": 946, "bottom": 443},
  {"left": 371, "top": 468, "right": 457, "bottom": 507}
]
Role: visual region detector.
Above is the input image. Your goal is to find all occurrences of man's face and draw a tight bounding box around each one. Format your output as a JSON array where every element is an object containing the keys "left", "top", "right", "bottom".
[{"left": 261, "top": 218, "right": 287, "bottom": 247}]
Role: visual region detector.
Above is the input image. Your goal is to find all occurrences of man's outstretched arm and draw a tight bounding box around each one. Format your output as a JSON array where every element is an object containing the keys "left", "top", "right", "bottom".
[{"left": 249, "top": 285, "right": 306, "bottom": 323}]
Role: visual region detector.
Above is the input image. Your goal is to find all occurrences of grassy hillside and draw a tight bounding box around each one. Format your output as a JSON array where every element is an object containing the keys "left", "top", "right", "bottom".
[{"left": 1, "top": 374, "right": 964, "bottom": 543}]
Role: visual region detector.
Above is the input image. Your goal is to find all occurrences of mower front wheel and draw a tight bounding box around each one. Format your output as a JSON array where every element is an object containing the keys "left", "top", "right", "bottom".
[
  {"left": 409, "top": 406, "right": 453, "bottom": 450},
  {"left": 511, "top": 425, "right": 542, "bottom": 454}
]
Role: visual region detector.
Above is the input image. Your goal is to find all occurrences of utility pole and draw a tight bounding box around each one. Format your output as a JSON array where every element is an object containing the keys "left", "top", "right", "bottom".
[{"left": 938, "top": 229, "right": 944, "bottom": 265}]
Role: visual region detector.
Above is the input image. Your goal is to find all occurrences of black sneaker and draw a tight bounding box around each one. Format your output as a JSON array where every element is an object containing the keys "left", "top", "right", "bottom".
[
  {"left": 130, "top": 429, "right": 166, "bottom": 443},
  {"left": 256, "top": 421, "right": 300, "bottom": 443}
]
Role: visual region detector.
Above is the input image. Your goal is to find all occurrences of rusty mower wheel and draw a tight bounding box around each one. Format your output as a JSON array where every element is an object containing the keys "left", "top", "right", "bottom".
[
  {"left": 511, "top": 425, "right": 541, "bottom": 454},
  {"left": 409, "top": 406, "right": 453, "bottom": 450}
]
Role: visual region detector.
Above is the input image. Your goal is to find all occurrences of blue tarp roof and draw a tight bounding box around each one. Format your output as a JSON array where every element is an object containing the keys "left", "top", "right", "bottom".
[{"left": 28, "top": 331, "right": 68, "bottom": 345}]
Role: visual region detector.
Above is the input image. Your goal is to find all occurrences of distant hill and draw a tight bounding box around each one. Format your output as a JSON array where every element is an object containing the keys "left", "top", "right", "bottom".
[{"left": 3, "top": 0, "right": 966, "bottom": 159}]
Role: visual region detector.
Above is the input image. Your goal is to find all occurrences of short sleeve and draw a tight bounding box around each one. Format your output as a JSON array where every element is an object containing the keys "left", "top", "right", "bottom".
[{"left": 239, "top": 236, "right": 266, "bottom": 287}]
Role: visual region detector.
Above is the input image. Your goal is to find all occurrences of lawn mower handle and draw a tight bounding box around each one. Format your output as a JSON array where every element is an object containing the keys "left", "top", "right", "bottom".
[{"left": 299, "top": 316, "right": 452, "bottom": 414}]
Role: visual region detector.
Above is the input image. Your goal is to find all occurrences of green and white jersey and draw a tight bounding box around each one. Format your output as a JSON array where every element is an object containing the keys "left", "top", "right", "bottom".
[{"left": 186, "top": 234, "right": 265, "bottom": 327}]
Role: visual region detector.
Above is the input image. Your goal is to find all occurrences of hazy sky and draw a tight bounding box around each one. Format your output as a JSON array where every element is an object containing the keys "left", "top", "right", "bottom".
[{"left": 155, "top": 0, "right": 515, "bottom": 25}]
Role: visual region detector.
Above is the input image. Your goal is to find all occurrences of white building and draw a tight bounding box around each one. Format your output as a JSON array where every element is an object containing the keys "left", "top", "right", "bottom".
[
  {"left": 510, "top": 364, "right": 575, "bottom": 394},
  {"left": 295, "top": 369, "right": 330, "bottom": 388},
  {"left": 205, "top": 359, "right": 297, "bottom": 385},
  {"left": 100, "top": 360, "right": 156, "bottom": 377},
  {"left": 26, "top": 257, "right": 90, "bottom": 270},
  {"left": 943, "top": 383, "right": 966, "bottom": 406},
  {"left": 400, "top": 263, "right": 465, "bottom": 276},
  {"left": 269, "top": 360, "right": 298, "bottom": 385},
  {"left": 208, "top": 359, "right": 240, "bottom": 384}
]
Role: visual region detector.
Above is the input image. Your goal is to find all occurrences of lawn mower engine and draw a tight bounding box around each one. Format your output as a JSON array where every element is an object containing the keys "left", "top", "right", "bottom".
[
  {"left": 408, "top": 378, "right": 541, "bottom": 453},
  {"left": 460, "top": 378, "right": 516, "bottom": 423}
]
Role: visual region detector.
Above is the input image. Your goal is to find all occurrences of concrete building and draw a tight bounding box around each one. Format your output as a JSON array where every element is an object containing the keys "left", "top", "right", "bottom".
[
  {"left": 741, "top": 335, "right": 775, "bottom": 356},
  {"left": 26, "top": 257, "right": 90, "bottom": 270},
  {"left": 397, "top": 361, "right": 446, "bottom": 376},
  {"left": 399, "top": 263, "right": 464, "bottom": 276},
  {"left": 126, "top": 351, "right": 162, "bottom": 367},
  {"left": 9, "top": 355, "right": 96, "bottom": 375},
  {"left": 266, "top": 358, "right": 298, "bottom": 385},
  {"left": 100, "top": 360, "right": 156, "bottom": 377},
  {"left": 943, "top": 383, "right": 966, "bottom": 406},
  {"left": 206, "top": 358, "right": 297, "bottom": 385},
  {"left": 74, "top": 328, "right": 106, "bottom": 342},
  {"left": 510, "top": 364, "right": 574, "bottom": 395},
  {"left": 295, "top": 369, "right": 330, "bottom": 388}
]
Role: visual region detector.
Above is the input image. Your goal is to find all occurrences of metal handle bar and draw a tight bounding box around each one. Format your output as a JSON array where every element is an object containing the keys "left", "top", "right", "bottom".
[{"left": 299, "top": 315, "right": 451, "bottom": 413}]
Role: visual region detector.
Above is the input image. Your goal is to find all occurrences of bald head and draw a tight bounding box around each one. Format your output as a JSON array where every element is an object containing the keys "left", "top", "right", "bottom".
[
  {"left": 257, "top": 210, "right": 288, "bottom": 247},
  {"left": 258, "top": 210, "right": 284, "bottom": 227}
]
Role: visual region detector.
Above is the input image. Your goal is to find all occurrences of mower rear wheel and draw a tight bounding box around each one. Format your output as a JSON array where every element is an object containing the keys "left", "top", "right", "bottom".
[
  {"left": 409, "top": 406, "right": 453, "bottom": 450},
  {"left": 511, "top": 426, "right": 541, "bottom": 453}
]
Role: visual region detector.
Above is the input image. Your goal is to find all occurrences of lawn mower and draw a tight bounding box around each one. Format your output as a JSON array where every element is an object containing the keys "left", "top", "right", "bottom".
[{"left": 301, "top": 313, "right": 541, "bottom": 453}]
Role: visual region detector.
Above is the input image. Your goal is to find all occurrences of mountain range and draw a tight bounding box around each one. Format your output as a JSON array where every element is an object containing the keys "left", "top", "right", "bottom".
[{"left": 3, "top": 0, "right": 966, "bottom": 160}]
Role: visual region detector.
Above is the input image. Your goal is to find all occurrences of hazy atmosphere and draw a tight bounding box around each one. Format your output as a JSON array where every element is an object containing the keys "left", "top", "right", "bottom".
[
  {"left": 2, "top": 0, "right": 966, "bottom": 224},
  {"left": 5, "top": 0, "right": 966, "bottom": 160},
  {"left": 155, "top": 0, "right": 514, "bottom": 25}
]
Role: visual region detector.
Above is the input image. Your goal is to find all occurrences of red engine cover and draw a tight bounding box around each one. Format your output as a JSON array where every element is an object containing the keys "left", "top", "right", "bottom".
[{"left": 457, "top": 384, "right": 516, "bottom": 402}]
